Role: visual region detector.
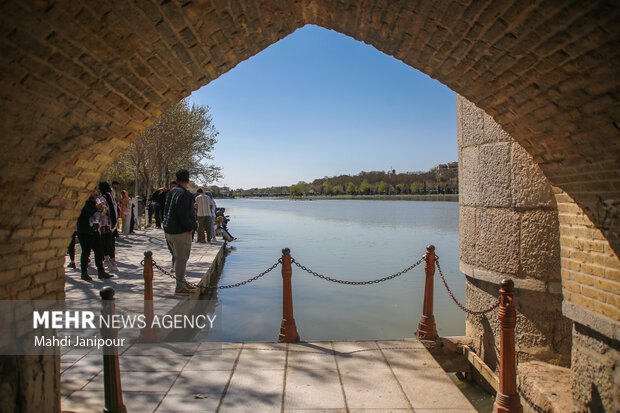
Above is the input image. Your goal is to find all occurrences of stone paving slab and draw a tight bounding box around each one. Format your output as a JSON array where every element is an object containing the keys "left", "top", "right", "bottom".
[
  {"left": 284, "top": 367, "right": 345, "bottom": 410},
  {"left": 61, "top": 339, "right": 477, "bottom": 412},
  {"left": 219, "top": 367, "right": 284, "bottom": 411}
]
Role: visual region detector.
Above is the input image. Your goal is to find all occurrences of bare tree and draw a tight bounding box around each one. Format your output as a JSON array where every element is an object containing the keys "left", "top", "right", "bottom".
[{"left": 105, "top": 99, "right": 222, "bottom": 196}]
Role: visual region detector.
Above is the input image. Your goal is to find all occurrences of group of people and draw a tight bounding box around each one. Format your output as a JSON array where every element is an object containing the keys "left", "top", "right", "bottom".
[
  {"left": 67, "top": 181, "right": 123, "bottom": 281},
  {"left": 149, "top": 181, "right": 224, "bottom": 244},
  {"left": 67, "top": 170, "right": 235, "bottom": 296}
]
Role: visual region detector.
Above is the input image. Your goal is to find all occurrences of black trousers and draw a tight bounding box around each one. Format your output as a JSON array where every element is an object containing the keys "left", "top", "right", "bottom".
[
  {"left": 154, "top": 205, "right": 162, "bottom": 227},
  {"left": 77, "top": 231, "right": 104, "bottom": 272},
  {"left": 67, "top": 231, "right": 77, "bottom": 262},
  {"left": 101, "top": 228, "right": 115, "bottom": 260}
]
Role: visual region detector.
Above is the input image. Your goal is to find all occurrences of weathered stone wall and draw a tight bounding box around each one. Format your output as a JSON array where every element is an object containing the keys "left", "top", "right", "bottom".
[
  {"left": 0, "top": 355, "right": 59, "bottom": 412},
  {"left": 570, "top": 323, "right": 619, "bottom": 412},
  {"left": 0, "top": 1, "right": 618, "bottom": 411},
  {"left": 457, "top": 95, "right": 572, "bottom": 367}
]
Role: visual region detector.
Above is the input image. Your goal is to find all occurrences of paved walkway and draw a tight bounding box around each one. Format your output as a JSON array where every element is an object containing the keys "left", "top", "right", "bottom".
[
  {"left": 61, "top": 339, "right": 476, "bottom": 412},
  {"left": 64, "top": 227, "right": 224, "bottom": 306}
]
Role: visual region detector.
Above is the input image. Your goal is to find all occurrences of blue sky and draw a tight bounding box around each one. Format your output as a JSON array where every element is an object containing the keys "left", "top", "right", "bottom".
[{"left": 188, "top": 25, "right": 456, "bottom": 189}]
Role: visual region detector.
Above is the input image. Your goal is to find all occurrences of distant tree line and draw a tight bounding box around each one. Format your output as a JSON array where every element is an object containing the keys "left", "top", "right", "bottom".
[{"left": 234, "top": 167, "right": 458, "bottom": 197}]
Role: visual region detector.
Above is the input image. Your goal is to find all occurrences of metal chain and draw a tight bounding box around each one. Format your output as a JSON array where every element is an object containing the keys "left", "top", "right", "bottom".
[
  {"left": 435, "top": 258, "right": 500, "bottom": 315},
  {"left": 151, "top": 259, "right": 201, "bottom": 289},
  {"left": 291, "top": 256, "right": 425, "bottom": 285},
  {"left": 211, "top": 260, "right": 281, "bottom": 289},
  {"left": 143, "top": 257, "right": 281, "bottom": 290}
]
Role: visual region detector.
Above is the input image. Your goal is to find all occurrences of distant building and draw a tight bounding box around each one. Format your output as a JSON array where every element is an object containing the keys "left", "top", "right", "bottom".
[{"left": 434, "top": 162, "right": 458, "bottom": 170}]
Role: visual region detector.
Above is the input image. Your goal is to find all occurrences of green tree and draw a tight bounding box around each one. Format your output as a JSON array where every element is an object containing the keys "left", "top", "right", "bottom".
[
  {"left": 346, "top": 182, "right": 356, "bottom": 194},
  {"left": 322, "top": 181, "right": 332, "bottom": 195},
  {"left": 410, "top": 182, "right": 421, "bottom": 193},
  {"left": 360, "top": 179, "right": 372, "bottom": 194},
  {"left": 396, "top": 183, "right": 406, "bottom": 194},
  {"left": 377, "top": 181, "right": 388, "bottom": 194},
  {"left": 290, "top": 181, "right": 306, "bottom": 197}
]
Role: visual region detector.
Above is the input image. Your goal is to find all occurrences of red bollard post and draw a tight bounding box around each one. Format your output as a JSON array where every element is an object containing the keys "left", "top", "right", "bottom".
[
  {"left": 417, "top": 245, "right": 438, "bottom": 339},
  {"left": 100, "top": 287, "right": 127, "bottom": 413},
  {"left": 493, "top": 279, "right": 523, "bottom": 413},
  {"left": 278, "top": 248, "right": 300, "bottom": 343},
  {"left": 140, "top": 251, "right": 156, "bottom": 342}
]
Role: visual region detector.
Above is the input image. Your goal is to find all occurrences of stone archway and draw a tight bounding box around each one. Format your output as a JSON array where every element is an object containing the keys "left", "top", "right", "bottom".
[{"left": 0, "top": 1, "right": 618, "bottom": 411}]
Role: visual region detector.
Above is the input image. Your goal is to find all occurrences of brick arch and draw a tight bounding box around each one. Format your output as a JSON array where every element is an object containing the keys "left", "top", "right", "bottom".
[
  {"left": 1, "top": 2, "right": 618, "bottom": 274},
  {"left": 0, "top": 0, "right": 618, "bottom": 408}
]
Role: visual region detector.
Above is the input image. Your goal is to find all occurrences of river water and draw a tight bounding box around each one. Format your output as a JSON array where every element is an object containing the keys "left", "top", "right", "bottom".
[
  {"left": 211, "top": 198, "right": 465, "bottom": 342},
  {"left": 206, "top": 198, "right": 494, "bottom": 411}
]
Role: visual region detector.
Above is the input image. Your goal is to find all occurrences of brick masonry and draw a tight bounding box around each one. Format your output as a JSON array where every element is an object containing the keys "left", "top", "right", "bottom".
[
  {"left": 555, "top": 188, "right": 619, "bottom": 411},
  {"left": 0, "top": 1, "right": 618, "bottom": 411}
]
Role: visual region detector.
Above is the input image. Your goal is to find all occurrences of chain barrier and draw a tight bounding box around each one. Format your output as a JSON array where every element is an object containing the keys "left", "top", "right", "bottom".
[
  {"left": 142, "top": 257, "right": 281, "bottom": 290},
  {"left": 151, "top": 259, "right": 201, "bottom": 290},
  {"left": 435, "top": 258, "right": 500, "bottom": 315},
  {"left": 211, "top": 260, "right": 281, "bottom": 289},
  {"left": 291, "top": 256, "right": 425, "bottom": 285}
]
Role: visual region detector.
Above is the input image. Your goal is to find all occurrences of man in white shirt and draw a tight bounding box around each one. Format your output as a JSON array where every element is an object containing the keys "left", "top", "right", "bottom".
[{"left": 194, "top": 188, "right": 214, "bottom": 243}]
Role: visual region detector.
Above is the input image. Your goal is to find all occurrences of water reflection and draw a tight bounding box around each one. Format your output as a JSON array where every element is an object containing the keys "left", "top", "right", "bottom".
[{"left": 210, "top": 199, "right": 465, "bottom": 342}]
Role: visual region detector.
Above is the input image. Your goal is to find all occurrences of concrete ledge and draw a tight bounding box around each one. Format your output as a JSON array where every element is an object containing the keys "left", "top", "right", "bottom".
[
  {"left": 563, "top": 301, "right": 620, "bottom": 341},
  {"left": 460, "top": 261, "right": 562, "bottom": 293},
  {"left": 517, "top": 361, "right": 574, "bottom": 413},
  {"left": 462, "top": 347, "right": 574, "bottom": 413}
]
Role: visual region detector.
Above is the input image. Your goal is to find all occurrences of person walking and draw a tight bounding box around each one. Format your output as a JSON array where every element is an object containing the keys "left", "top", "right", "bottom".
[
  {"left": 111, "top": 181, "right": 121, "bottom": 240},
  {"left": 195, "top": 188, "right": 214, "bottom": 243},
  {"left": 129, "top": 194, "right": 136, "bottom": 233},
  {"left": 163, "top": 181, "right": 177, "bottom": 267},
  {"left": 163, "top": 170, "right": 197, "bottom": 295},
  {"left": 76, "top": 188, "right": 112, "bottom": 280},
  {"left": 120, "top": 190, "right": 131, "bottom": 237},
  {"left": 98, "top": 181, "right": 119, "bottom": 272},
  {"left": 137, "top": 196, "right": 145, "bottom": 230},
  {"left": 146, "top": 199, "right": 154, "bottom": 228},
  {"left": 150, "top": 189, "right": 163, "bottom": 228},
  {"left": 205, "top": 190, "right": 217, "bottom": 241}
]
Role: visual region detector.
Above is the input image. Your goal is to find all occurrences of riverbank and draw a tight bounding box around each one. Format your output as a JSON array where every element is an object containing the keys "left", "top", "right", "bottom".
[{"left": 237, "top": 194, "right": 459, "bottom": 201}]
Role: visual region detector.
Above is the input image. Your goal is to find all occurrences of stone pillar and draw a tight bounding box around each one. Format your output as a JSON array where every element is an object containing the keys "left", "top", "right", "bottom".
[
  {"left": 457, "top": 95, "right": 571, "bottom": 369},
  {"left": 0, "top": 354, "right": 60, "bottom": 412}
]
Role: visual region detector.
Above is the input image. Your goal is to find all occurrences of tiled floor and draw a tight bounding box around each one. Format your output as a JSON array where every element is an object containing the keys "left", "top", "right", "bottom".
[{"left": 61, "top": 339, "right": 476, "bottom": 412}]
